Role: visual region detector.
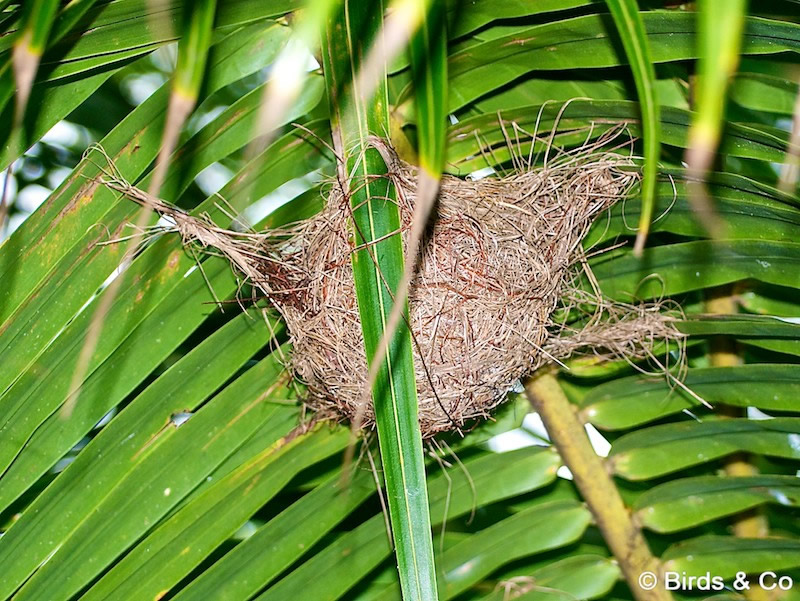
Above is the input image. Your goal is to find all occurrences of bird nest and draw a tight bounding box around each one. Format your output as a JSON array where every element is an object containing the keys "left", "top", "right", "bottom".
[{"left": 96, "top": 130, "right": 681, "bottom": 439}]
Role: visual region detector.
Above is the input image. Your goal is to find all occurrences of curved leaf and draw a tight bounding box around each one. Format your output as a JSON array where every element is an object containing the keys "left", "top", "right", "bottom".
[
  {"left": 590, "top": 239, "right": 800, "bottom": 301},
  {"left": 443, "top": 12, "right": 800, "bottom": 111},
  {"left": 663, "top": 536, "right": 800, "bottom": 579},
  {"left": 581, "top": 365, "right": 800, "bottom": 430},
  {"left": 603, "top": 0, "right": 661, "bottom": 254},
  {"left": 610, "top": 418, "right": 800, "bottom": 480},
  {"left": 636, "top": 475, "right": 800, "bottom": 533}
]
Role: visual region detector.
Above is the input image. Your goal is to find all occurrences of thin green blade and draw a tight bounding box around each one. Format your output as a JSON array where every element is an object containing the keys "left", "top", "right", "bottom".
[
  {"left": 604, "top": 0, "right": 661, "bottom": 255},
  {"left": 321, "top": 1, "right": 438, "bottom": 599}
]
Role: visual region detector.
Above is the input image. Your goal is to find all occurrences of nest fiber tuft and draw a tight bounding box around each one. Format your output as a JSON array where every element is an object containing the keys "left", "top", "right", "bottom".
[{"left": 97, "top": 134, "right": 680, "bottom": 439}]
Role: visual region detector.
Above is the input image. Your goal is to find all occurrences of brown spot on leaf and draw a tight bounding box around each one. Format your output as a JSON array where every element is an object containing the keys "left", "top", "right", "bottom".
[
  {"left": 502, "top": 37, "right": 534, "bottom": 47},
  {"left": 243, "top": 474, "right": 262, "bottom": 496},
  {"left": 167, "top": 251, "right": 181, "bottom": 271},
  {"left": 36, "top": 180, "right": 100, "bottom": 246}
]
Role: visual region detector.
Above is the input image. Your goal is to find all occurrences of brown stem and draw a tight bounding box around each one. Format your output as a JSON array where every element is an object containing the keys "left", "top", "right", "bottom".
[{"left": 525, "top": 371, "right": 671, "bottom": 601}]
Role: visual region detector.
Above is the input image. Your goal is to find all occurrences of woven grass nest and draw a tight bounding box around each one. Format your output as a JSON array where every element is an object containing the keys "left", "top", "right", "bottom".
[{"left": 99, "top": 130, "right": 680, "bottom": 439}]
